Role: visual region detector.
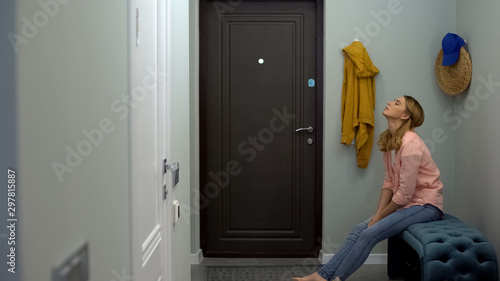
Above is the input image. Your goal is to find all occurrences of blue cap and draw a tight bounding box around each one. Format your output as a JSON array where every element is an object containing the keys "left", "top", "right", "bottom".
[{"left": 442, "top": 33, "right": 466, "bottom": 66}]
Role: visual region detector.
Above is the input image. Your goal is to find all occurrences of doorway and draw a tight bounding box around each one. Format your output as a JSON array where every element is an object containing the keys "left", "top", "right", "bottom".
[{"left": 200, "top": 0, "right": 324, "bottom": 257}]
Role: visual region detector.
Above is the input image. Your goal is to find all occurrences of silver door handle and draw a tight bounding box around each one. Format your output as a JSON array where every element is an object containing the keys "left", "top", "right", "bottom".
[{"left": 295, "top": 126, "right": 314, "bottom": 133}]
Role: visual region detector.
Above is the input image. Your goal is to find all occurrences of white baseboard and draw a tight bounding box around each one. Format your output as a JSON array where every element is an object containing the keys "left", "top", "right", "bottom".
[
  {"left": 191, "top": 248, "right": 203, "bottom": 264},
  {"left": 321, "top": 252, "right": 387, "bottom": 265},
  {"left": 191, "top": 248, "right": 385, "bottom": 265}
]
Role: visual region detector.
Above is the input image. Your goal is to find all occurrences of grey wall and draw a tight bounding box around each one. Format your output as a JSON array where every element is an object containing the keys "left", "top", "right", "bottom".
[
  {"left": 1, "top": 1, "right": 19, "bottom": 280},
  {"left": 455, "top": 0, "right": 500, "bottom": 259},
  {"left": 15, "top": 0, "right": 131, "bottom": 280},
  {"left": 322, "top": 0, "right": 457, "bottom": 255}
]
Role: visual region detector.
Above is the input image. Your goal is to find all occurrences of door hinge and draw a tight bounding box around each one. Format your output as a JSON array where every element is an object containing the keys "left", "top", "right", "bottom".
[
  {"left": 163, "top": 158, "right": 168, "bottom": 174},
  {"left": 163, "top": 184, "right": 168, "bottom": 200}
]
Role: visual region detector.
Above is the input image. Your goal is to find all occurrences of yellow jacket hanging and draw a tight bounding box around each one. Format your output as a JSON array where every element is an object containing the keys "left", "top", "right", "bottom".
[{"left": 341, "top": 41, "right": 379, "bottom": 168}]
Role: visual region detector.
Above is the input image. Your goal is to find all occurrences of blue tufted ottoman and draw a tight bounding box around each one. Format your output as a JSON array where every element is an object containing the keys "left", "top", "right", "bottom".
[{"left": 388, "top": 214, "right": 499, "bottom": 281}]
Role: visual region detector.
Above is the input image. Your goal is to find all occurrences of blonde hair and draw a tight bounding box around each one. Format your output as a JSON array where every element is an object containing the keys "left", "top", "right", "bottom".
[{"left": 377, "top": 95, "right": 424, "bottom": 152}]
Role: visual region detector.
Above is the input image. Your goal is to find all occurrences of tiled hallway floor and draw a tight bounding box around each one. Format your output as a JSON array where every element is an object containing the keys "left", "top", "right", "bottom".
[{"left": 191, "top": 258, "right": 400, "bottom": 281}]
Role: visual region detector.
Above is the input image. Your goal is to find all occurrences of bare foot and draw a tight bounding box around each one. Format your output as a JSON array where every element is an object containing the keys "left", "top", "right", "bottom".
[{"left": 292, "top": 272, "right": 327, "bottom": 281}]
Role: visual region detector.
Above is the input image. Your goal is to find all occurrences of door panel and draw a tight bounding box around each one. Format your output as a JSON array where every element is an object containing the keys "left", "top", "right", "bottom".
[
  {"left": 130, "top": 0, "right": 165, "bottom": 280},
  {"left": 223, "top": 14, "right": 301, "bottom": 236},
  {"left": 201, "top": 1, "right": 320, "bottom": 257}
]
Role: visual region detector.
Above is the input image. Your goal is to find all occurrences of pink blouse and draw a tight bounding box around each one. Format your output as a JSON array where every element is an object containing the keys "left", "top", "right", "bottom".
[{"left": 382, "top": 131, "right": 444, "bottom": 211}]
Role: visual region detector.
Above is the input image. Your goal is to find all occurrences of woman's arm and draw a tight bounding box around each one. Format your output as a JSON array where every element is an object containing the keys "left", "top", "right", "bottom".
[
  {"left": 369, "top": 189, "right": 402, "bottom": 227},
  {"left": 375, "top": 189, "right": 393, "bottom": 214},
  {"left": 369, "top": 200, "right": 402, "bottom": 227}
]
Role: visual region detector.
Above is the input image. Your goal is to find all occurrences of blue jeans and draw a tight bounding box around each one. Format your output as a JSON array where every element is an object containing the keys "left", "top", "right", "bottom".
[{"left": 317, "top": 204, "right": 443, "bottom": 281}]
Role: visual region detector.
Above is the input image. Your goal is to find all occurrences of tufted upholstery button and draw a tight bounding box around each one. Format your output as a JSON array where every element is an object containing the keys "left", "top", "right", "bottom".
[{"left": 388, "top": 214, "right": 499, "bottom": 281}]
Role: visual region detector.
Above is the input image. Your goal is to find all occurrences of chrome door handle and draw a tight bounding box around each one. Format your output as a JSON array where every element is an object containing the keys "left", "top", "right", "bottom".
[{"left": 295, "top": 126, "right": 314, "bottom": 133}]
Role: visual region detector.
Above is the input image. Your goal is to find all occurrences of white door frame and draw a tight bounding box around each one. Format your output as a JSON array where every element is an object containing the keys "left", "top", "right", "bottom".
[{"left": 158, "top": 0, "right": 173, "bottom": 279}]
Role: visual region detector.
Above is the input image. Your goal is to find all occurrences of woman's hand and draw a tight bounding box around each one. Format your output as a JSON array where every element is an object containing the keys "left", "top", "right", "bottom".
[
  {"left": 369, "top": 200, "right": 402, "bottom": 227},
  {"left": 368, "top": 214, "right": 381, "bottom": 227}
]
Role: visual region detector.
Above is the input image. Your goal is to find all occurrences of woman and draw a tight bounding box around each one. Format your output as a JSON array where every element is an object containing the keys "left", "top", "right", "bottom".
[{"left": 294, "top": 95, "right": 444, "bottom": 281}]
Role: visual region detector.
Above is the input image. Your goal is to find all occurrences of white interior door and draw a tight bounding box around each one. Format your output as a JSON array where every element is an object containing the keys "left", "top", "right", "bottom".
[{"left": 129, "top": 0, "right": 168, "bottom": 280}]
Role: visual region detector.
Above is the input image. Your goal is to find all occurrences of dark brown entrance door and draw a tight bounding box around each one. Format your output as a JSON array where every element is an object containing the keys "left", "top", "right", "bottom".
[{"left": 200, "top": 0, "right": 323, "bottom": 257}]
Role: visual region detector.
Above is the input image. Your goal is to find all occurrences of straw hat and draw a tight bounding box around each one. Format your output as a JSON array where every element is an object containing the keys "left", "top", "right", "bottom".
[{"left": 435, "top": 46, "right": 472, "bottom": 96}]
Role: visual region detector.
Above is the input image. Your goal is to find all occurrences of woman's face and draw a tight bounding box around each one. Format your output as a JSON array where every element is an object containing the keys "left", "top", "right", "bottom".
[{"left": 383, "top": 96, "right": 408, "bottom": 120}]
